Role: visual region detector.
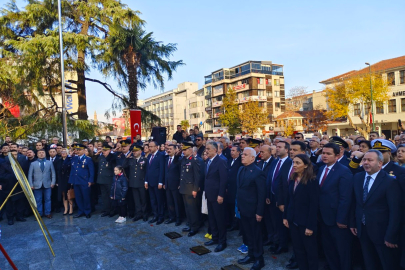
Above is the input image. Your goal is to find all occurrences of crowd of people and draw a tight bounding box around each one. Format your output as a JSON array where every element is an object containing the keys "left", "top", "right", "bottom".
[{"left": 1, "top": 127, "right": 405, "bottom": 270}]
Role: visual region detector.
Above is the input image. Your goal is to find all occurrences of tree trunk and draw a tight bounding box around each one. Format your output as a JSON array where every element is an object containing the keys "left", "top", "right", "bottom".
[
  {"left": 76, "top": 21, "right": 89, "bottom": 120},
  {"left": 123, "top": 46, "right": 139, "bottom": 109}
]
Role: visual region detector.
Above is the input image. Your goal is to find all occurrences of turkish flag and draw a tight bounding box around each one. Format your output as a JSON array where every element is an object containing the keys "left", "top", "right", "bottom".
[{"left": 130, "top": 109, "right": 142, "bottom": 143}]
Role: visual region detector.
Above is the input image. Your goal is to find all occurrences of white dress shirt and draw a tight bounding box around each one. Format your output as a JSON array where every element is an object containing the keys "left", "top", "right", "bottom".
[
  {"left": 272, "top": 156, "right": 288, "bottom": 178},
  {"left": 318, "top": 163, "right": 336, "bottom": 185},
  {"left": 364, "top": 171, "right": 379, "bottom": 192}
]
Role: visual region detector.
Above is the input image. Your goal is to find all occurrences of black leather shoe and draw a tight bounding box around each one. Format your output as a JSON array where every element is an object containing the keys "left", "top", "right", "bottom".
[
  {"left": 271, "top": 247, "right": 288, "bottom": 255},
  {"left": 8, "top": 219, "right": 14, "bottom": 225},
  {"left": 263, "top": 239, "right": 273, "bottom": 246},
  {"left": 204, "top": 240, "right": 218, "bottom": 246},
  {"left": 16, "top": 217, "right": 26, "bottom": 222},
  {"left": 148, "top": 217, "right": 157, "bottom": 224},
  {"left": 86, "top": 214, "right": 91, "bottom": 219},
  {"left": 188, "top": 230, "right": 198, "bottom": 237},
  {"left": 133, "top": 216, "right": 142, "bottom": 222},
  {"left": 101, "top": 212, "right": 109, "bottom": 217},
  {"left": 268, "top": 244, "right": 279, "bottom": 252},
  {"left": 238, "top": 255, "right": 255, "bottom": 265},
  {"left": 182, "top": 227, "right": 191, "bottom": 232},
  {"left": 164, "top": 218, "right": 175, "bottom": 224},
  {"left": 251, "top": 259, "right": 265, "bottom": 270},
  {"left": 156, "top": 219, "right": 164, "bottom": 225},
  {"left": 175, "top": 220, "right": 182, "bottom": 226},
  {"left": 286, "top": 261, "right": 299, "bottom": 269},
  {"left": 73, "top": 213, "right": 85, "bottom": 218},
  {"left": 214, "top": 243, "right": 227, "bottom": 252}
]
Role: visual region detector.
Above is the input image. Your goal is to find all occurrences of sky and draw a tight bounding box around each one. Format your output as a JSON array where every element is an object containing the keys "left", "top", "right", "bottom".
[{"left": 3, "top": 0, "right": 405, "bottom": 122}]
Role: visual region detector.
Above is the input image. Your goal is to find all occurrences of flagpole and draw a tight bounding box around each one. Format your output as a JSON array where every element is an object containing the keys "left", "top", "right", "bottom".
[{"left": 58, "top": 0, "right": 68, "bottom": 147}]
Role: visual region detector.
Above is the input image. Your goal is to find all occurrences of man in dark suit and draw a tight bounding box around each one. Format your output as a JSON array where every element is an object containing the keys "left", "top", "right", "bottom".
[
  {"left": 225, "top": 145, "right": 242, "bottom": 231},
  {"left": 237, "top": 147, "right": 266, "bottom": 270},
  {"left": 95, "top": 143, "right": 116, "bottom": 217},
  {"left": 317, "top": 136, "right": 351, "bottom": 168},
  {"left": 164, "top": 144, "right": 182, "bottom": 226},
  {"left": 204, "top": 141, "right": 228, "bottom": 252},
  {"left": 317, "top": 143, "right": 353, "bottom": 270},
  {"left": 350, "top": 150, "right": 401, "bottom": 270},
  {"left": 48, "top": 146, "right": 61, "bottom": 213},
  {"left": 123, "top": 145, "right": 148, "bottom": 221},
  {"left": 217, "top": 142, "right": 228, "bottom": 161},
  {"left": 309, "top": 137, "right": 320, "bottom": 164},
  {"left": 179, "top": 142, "right": 200, "bottom": 236},
  {"left": 266, "top": 141, "right": 292, "bottom": 255},
  {"left": 195, "top": 134, "right": 205, "bottom": 157},
  {"left": 144, "top": 141, "right": 165, "bottom": 224},
  {"left": 256, "top": 145, "right": 274, "bottom": 246},
  {"left": 220, "top": 137, "right": 232, "bottom": 160}
]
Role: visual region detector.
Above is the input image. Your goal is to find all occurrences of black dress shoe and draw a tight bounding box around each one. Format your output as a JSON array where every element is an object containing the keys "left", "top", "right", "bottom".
[
  {"left": 164, "top": 218, "right": 175, "bottom": 224},
  {"left": 133, "top": 216, "right": 142, "bottom": 222},
  {"left": 214, "top": 243, "right": 227, "bottom": 252},
  {"left": 74, "top": 213, "right": 85, "bottom": 218},
  {"left": 188, "top": 230, "right": 198, "bottom": 237},
  {"left": 101, "top": 212, "right": 109, "bottom": 217},
  {"left": 156, "top": 219, "right": 164, "bottom": 225},
  {"left": 175, "top": 220, "right": 182, "bottom": 226},
  {"left": 204, "top": 240, "right": 218, "bottom": 246},
  {"left": 16, "top": 217, "right": 26, "bottom": 222},
  {"left": 251, "top": 259, "right": 265, "bottom": 270},
  {"left": 8, "top": 219, "right": 14, "bottom": 225},
  {"left": 86, "top": 214, "right": 91, "bottom": 219},
  {"left": 182, "top": 227, "right": 191, "bottom": 232},
  {"left": 148, "top": 217, "right": 157, "bottom": 224},
  {"left": 263, "top": 239, "right": 273, "bottom": 246},
  {"left": 271, "top": 246, "right": 288, "bottom": 255},
  {"left": 238, "top": 255, "right": 255, "bottom": 265},
  {"left": 268, "top": 244, "right": 279, "bottom": 252},
  {"left": 286, "top": 261, "right": 299, "bottom": 269}
]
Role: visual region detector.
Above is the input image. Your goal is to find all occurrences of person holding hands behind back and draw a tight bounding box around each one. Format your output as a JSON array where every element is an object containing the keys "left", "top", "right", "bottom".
[{"left": 283, "top": 154, "right": 319, "bottom": 270}]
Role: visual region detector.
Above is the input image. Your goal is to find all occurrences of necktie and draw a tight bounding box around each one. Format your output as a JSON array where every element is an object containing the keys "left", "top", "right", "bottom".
[
  {"left": 40, "top": 160, "right": 45, "bottom": 172},
  {"left": 320, "top": 167, "right": 329, "bottom": 187},
  {"left": 168, "top": 157, "right": 172, "bottom": 168},
  {"left": 149, "top": 154, "right": 154, "bottom": 164},
  {"left": 362, "top": 176, "right": 372, "bottom": 224},
  {"left": 207, "top": 159, "right": 212, "bottom": 173},
  {"left": 231, "top": 159, "right": 235, "bottom": 166},
  {"left": 271, "top": 160, "right": 282, "bottom": 193},
  {"left": 289, "top": 166, "right": 295, "bottom": 180},
  {"left": 262, "top": 161, "right": 267, "bottom": 171}
]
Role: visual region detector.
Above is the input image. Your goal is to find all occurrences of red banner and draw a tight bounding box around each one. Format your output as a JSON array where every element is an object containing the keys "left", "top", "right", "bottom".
[{"left": 130, "top": 109, "right": 142, "bottom": 143}]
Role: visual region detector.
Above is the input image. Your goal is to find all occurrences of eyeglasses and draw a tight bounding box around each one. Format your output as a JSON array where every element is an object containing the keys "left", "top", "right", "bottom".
[
  {"left": 294, "top": 137, "right": 301, "bottom": 139},
  {"left": 196, "top": 139, "right": 202, "bottom": 141}
]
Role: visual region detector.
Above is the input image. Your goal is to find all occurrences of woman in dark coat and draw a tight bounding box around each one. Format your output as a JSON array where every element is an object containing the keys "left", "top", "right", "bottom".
[
  {"left": 58, "top": 149, "right": 73, "bottom": 215},
  {"left": 283, "top": 154, "right": 319, "bottom": 270}
]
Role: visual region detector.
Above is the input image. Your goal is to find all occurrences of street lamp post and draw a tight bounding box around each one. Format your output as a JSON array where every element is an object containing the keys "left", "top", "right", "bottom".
[
  {"left": 58, "top": 0, "right": 68, "bottom": 147},
  {"left": 365, "top": 62, "right": 375, "bottom": 131}
]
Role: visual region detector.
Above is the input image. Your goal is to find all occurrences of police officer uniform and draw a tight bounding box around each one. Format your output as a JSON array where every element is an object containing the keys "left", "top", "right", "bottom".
[
  {"left": 122, "top": 145, "right": 148, "bottom": 221},
  {"left": 179, "top": 142, "right": 201, "bottom": 235},
  {"left": 96, "top": 143, "right": 116, "bottom": 217},
  {"left": 69, "top": 144, "right": 95, "bottom": 218}
]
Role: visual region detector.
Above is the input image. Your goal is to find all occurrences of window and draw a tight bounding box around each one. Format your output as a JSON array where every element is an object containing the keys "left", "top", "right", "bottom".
[
  {"left": 275, "top": 102, "right": 281, "bottom": 111},
  {"left": 402, "top": 98, "right": 405, "bottom": 112},
  {"left": 274, "top": 91, "right": 280, "bottom": 97},
  {"left": 376, "top": 101, "right": 384, "bottom": 114},
  {"left": 274, "top": 79, "right": 280, "bottom": 86},
  {"left": 258, "top": 90, "right": 265, "bottom": 96},
  {"left": 266, "top": 91, "right": 272, "bottom": 97},
  {"left": 388, "top": 99, "right": 396, "bottom": 113},
  {"left": 400, "top": 70, "right": 405, "bottom": 84},
  {"left": 258, "top": 102, "right": 264, "bottom": 107},
  {"left": 266, "top": 79, "right": 271, "bottom": 85},
  {"left": 387, "top": 72, "right": 395, "bottom": 86},
  {"left": 241, "top": 79, "right": 249, "bottom": 84},
  {"left": 353, "top": 103, "right": 360, "bottom": 115}
]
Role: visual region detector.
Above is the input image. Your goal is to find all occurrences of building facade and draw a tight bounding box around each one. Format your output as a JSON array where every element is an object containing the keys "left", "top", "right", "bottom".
[
  {"left": 203, "top": 60, "right": 285, "bottom": 136},
  {"left": 320, "top": 55, "right": 405, "bottom": 139}
]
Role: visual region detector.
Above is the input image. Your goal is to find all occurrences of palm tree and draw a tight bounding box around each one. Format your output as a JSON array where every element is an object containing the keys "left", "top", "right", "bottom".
[{"left": 99, "top": 24, "right": 184, "bottom": 109}]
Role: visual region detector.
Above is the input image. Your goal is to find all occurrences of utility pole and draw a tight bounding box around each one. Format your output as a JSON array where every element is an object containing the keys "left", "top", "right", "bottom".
[{"left": 58, "top": 0, "right": 68, "bottom": 147}]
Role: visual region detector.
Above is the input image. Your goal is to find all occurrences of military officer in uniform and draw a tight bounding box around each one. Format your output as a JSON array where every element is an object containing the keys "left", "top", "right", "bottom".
[
  {"left": 96, "top": 143, "right": 116, "bottom": 217},
  {"left": 179, "top": 141, "right": 201, "bottom": 237},
  {"left": 122, "top": 144, "right": 148, "bottom": 221},
  {"left": 69, "top": 144, "right": 95, "bottom": 218}
]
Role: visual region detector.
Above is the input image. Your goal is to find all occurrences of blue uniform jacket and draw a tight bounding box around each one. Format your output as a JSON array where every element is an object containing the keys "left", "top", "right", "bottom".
[{"left": 68, "top": 155, "right": 95, "bottom": 185}]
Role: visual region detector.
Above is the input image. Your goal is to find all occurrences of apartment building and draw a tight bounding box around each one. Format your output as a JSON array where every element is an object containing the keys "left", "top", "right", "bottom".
[
  {"left": 140, "top": 82, "right": 201, "bottom": 138},
  {"left": 320, "top": 55, "right": 405, "bottom": 139},
  {"left": 203, "top": 60, "right": 285, "bottom": 136}
]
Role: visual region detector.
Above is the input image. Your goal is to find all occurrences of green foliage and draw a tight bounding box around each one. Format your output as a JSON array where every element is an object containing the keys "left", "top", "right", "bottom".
[
  {"left": 180, "top": 120, "right": 190, "bottom": 131},
  {"left": 219, "top": 87, "right": 241, "bottom": 136}
]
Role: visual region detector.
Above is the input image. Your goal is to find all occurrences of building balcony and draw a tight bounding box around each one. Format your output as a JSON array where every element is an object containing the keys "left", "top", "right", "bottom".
[
  {"left": 213, "top": 112, "right": 222, "bottom": 118},
  {"left": 238, "top": 95, "right": 267, "bottom": 103},
  {"left": 205, "top": 107, "right": 212, "bottom": 112},
  {"left": 212, "top": 100, "right": 223, "bottom": 107},
  {"left": 233, "top": 83, "right": 249, "bottom": 92}
]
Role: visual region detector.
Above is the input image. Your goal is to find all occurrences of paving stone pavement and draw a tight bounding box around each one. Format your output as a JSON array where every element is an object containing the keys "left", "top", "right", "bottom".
[{"left": 0, "top": 208, "right": 300, "bottom": 270}]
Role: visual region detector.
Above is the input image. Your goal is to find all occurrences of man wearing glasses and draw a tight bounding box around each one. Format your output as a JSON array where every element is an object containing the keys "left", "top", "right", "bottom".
[
  {"left": 195, "top": 134, "right": 205, "bottom": 158},
  {"left": 294, "top": 133, "right": 304, "bottom": 142}
]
